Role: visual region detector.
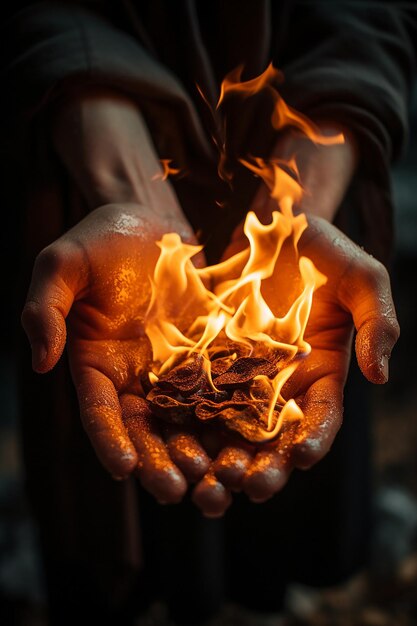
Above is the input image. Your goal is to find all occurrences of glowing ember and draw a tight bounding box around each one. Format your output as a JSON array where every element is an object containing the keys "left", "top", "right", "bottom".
[
  {"left": 152, "top": 159, "right": 181, "bottom": 181},
  {"left": 143, "top": 65, "right": 343, "bottom": 443}
]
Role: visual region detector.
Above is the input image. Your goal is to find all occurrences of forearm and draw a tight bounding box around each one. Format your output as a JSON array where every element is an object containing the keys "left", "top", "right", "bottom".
[
  {"left": 51, "top": 86, "right": 182, "bottom": 218},
  {"left": 299, "top": 132, "right": 358, "bottom": 222},
  {"left": 280, "top": 3, "right": 416, "bottom": 163},
  {"left": 272, "top": 124, "right": 358, "bottom": 223},
  {"left": 275, "top": 3, "right": 415, "bottom": 253}
]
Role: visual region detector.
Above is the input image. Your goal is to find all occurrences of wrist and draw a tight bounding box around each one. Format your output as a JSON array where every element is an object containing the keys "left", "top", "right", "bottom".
[
  {"left": 50, "top": 87, "right": 173, "bottom": 211},
  {"left": 273, "top": 123, "right": 358, "bottom": 222}
]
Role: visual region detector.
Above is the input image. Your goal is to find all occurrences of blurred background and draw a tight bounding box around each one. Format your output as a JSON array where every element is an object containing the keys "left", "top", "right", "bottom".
[{"left": 0, "top": 87, "right": 416, "bottom": 626}]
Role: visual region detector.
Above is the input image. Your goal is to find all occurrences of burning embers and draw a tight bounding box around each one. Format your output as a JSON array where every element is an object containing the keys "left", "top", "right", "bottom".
[
  {"left": 143, "top": 64, "right": 343, "bottom": 444},
  {"left": 147, "top": 351, "right": 291, "bottom": 444}
]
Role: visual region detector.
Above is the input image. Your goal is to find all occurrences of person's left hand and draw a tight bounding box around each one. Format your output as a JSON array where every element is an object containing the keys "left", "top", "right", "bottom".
[
  {"left": 190, "top": 214, "right": 399, "bottom": 510},
  {"left": 190, "top": 125, "right": 399, "bottom": 513}
]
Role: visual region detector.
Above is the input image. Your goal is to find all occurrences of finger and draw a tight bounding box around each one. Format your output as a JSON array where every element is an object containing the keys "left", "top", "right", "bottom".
[
  {"left": 192, "top": 470, "right": 232, "bottom": 518},
  {"left": 120, "top": 394, "right": 187, "bottom": 504},
  {"left": 212, "top": 446, "right": 253, "bottom": 491},
  {"left": 340, "top": 257, "right": 400, "bottom": 384},
  {"left": 355, "top": 316, "right": 399, "bottom": 384},
  {"left": 290, "top": 376, "right": 344, "bottom": 470},
  {"left": 73, "top": 368, "right": 138, "bottom": 479},
  {"left": 21, "top": 242, "right": 83, "bottom": 373},
  {"left": 164, "top": 427, "right": 211, "bottom": 483},
  {"left": 242, "top": 450, "right": 290, "bottom": 502}
]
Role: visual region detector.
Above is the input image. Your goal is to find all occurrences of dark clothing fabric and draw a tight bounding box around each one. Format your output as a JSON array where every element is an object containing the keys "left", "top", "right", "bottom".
[
  {"left": 2, "top": 1, "right": 416, "bottom": 259},
  {"left": 1, "top": 1, "right": 416, "bottom": 623}
]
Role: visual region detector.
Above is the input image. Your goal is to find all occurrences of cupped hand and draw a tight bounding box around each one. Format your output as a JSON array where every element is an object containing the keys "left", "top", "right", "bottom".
[
  {"left": 21, "top": 95, "right": 399, "bottom": 518},
  {"left": 22, "top": 203, "right": 216, "bottom": 501},
  {"left": 193, "top": 124, "right": 399, "bottom": 510},
  {"left": 22, "top": 88, "right": 223, "bottom": 505},
  {"left": 199, "top": 214, "right": 400, "bottom": 507}
]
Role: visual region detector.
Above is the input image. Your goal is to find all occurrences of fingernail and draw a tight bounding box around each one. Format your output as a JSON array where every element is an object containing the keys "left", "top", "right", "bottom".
[
  {"left": 381, "top": 355, "right": 389, "bottom": 382},
  {"left": 32, "top": 341, "right": 47, "bottom": 369}
]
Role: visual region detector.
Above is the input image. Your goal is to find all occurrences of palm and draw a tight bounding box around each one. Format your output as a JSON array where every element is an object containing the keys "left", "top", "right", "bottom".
[
  {"left": 221, "top": 213, "right": 397, "bottom": 475},
  {"left": 63, "top": 202, "right": 198, "bottom": 386},
  {"left": 22, "top": 202, "right": 207, "bottom": 484},
  {"left": 66, "top": 233, "right": 154, "bottom": 397},
  {"left": 22, "top": 201, "right": 398, "bottom": 512},
  {"left": 281, "top": 217, "right": 355, "bottom": 405}
]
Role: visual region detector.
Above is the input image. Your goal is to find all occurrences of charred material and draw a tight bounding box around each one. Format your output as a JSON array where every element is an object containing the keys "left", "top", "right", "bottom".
[{"left": 145, "top": 350, "right": 288, "bottom": 442}]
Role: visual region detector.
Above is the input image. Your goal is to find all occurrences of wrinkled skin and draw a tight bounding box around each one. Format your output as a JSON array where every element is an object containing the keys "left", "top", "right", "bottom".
[{"left": 21, "top": 91, "right": 399, "bottom": 516}]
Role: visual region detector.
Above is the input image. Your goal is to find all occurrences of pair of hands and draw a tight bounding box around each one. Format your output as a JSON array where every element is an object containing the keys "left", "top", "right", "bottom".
[{"left": 21, "top": 90, "right": 399, "bottom": 517}]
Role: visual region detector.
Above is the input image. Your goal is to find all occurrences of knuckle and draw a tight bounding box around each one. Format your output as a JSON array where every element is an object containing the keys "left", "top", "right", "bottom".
[
  {"left": 81, "top": 408, "right": 105, "bottom": 435},
  {"left": 384, "top": 316, "right": 400, "bottom": 342},
  {"left": 21, "top": 300, "right": 40, "bottom": 326},
  {"left": 361, "top": 256, "right": 390, "bottom": 289},
  {"left": 34, "top": 244, "right": 68, "bottom": 278}
]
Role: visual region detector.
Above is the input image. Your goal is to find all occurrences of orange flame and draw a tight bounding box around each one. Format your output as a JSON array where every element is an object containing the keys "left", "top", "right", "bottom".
[
  {"left": 217, "top": 62, "right": 283, "bottom": 108},
  {"left": 217, "top": 62, "right": 344, "bottom": 146},
  {"left": 152, "top": 159, "right": 181, "bottom": 181},
  {"left": 145, "top": 169, "right": 326, "bottom": 441},
  {"left": 144, "top": 65, "right": 340, "bottom": 442}
]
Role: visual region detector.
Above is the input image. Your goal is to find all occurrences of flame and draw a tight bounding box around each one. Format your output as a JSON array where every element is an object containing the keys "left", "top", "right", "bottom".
[
  {"left": 152, "top": 159, "right": 181, "bottom": 181},
  {"left": 143, "top": 64, "right": 340, "bottom": 442},
  {"left": 217, "top": 62, "right": 283, "bottom": 108},
  {"left": 145, "top": 173, "right": 326, "bottom": 441},
  {"left": 217, "top": 62, "right": 344, "bottom": 147}
]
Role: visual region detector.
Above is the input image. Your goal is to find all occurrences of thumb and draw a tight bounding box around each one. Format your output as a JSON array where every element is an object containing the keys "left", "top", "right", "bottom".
[
  {"left": 355, "top": 315, "right": 400, "bottom": 384},
  {"left": 340, "top": 257, "right": 400, "bottom": 384},
  {"left": 21, "top": 242, "right": 82, "bottom": 373}
]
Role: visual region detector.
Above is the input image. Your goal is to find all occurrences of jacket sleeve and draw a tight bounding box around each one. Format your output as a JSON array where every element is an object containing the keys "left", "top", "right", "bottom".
[
  {"left": 276, "top": 2, "right": 416, "bottom": 259},
  {"left": 0, "top": 1, "right": 211, "bottom": 159}
]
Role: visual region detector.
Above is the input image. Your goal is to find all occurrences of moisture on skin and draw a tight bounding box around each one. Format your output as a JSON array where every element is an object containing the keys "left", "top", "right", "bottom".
[
  {"left": 165, "top": 429, "right": 211, "bottom": 482},
  {"left": 212, "top": 447, "right": 253, "bottom": 491},
  {"left": 192, "top": 469, "right": 233, "bottom": 518},
  {"left": 243, "top": 450, "right": 289, "bottom": 502},
  {"left": 22, "top": 197, "right": 400, "bottom": 516},
  {"left": 121, "top": 394, "right": 187, "bottom": 503}
]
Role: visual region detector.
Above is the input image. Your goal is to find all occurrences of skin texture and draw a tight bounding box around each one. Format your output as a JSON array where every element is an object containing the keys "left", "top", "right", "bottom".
[
  {"left": 187, "top": 126, "right": 399, "bottom": 513},
  {"left": 23, "top": 90, "right": 211, "bottom": 499},
  {"left": 21, "top": 91, "right": 399, "bottom": 516},
  {"left": 22, "top": 203, "right": 208, "bottom": 489},
  {"left": 217, "top": 214, "right": 400, "bottom": 507}
]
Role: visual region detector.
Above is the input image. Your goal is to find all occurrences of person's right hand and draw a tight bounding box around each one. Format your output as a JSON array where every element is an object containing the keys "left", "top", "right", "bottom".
[
  {"left": 23, "top": 90, "right": 221, "bottom": 504},
  {"left": 21, "top": 201, "right": 220, "bottom": 501}
]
